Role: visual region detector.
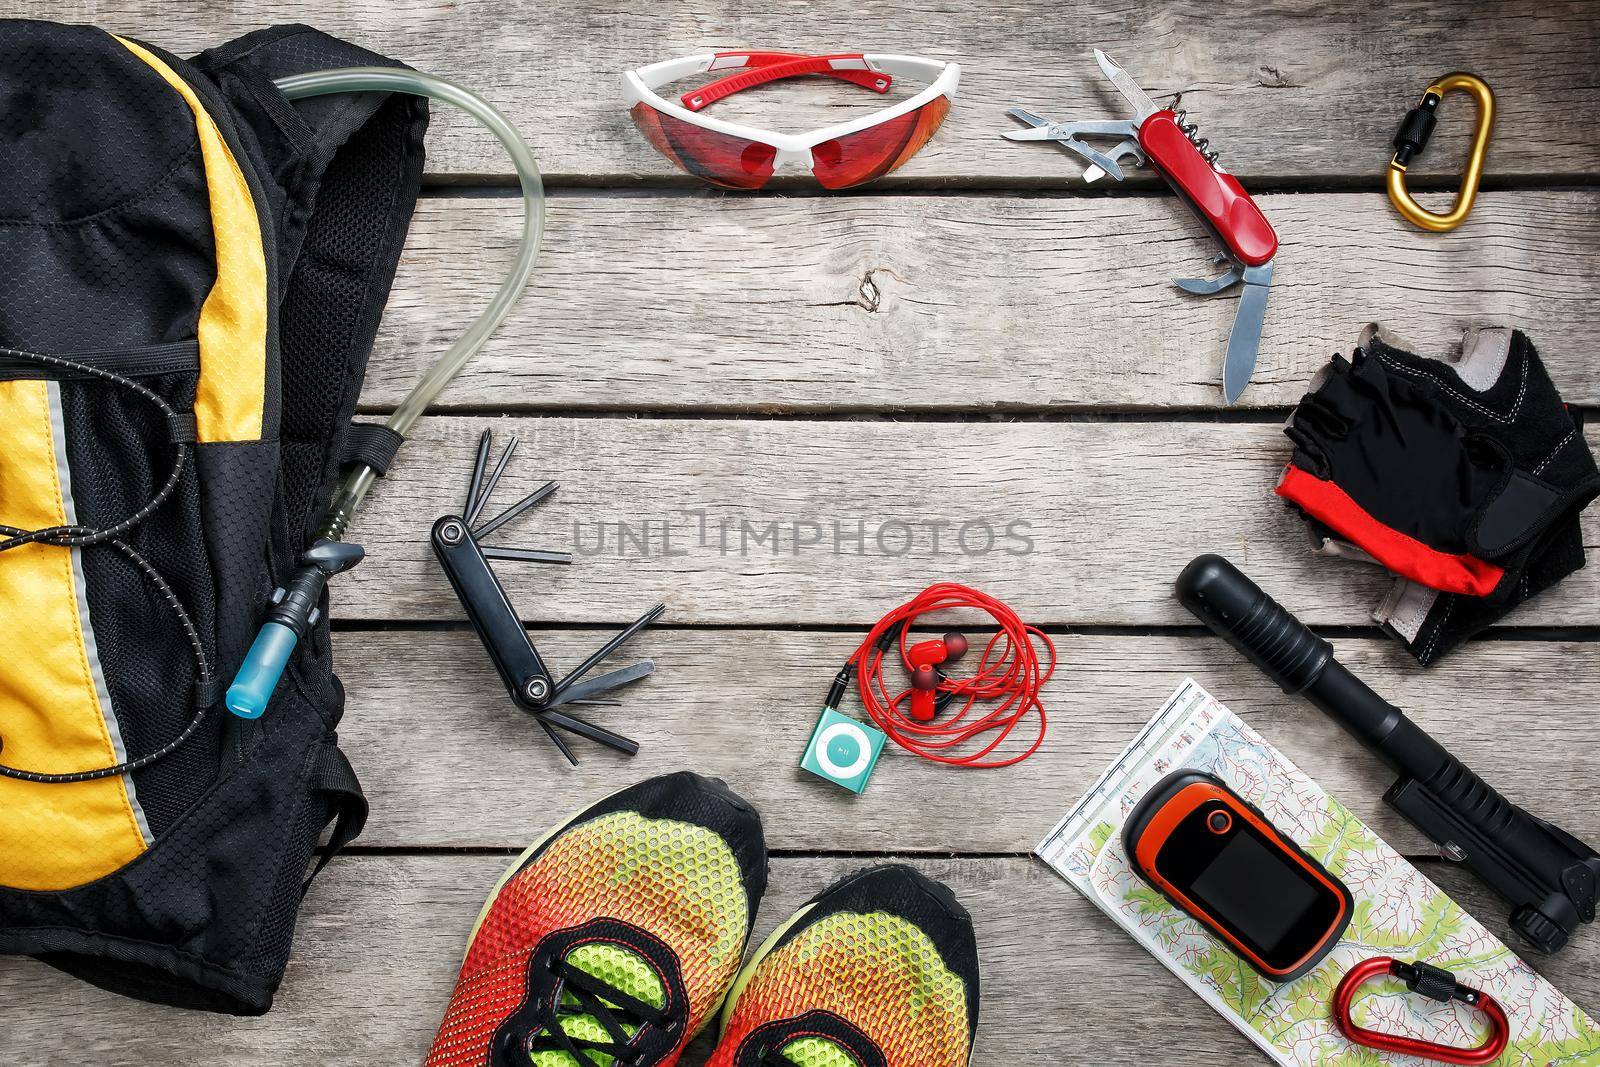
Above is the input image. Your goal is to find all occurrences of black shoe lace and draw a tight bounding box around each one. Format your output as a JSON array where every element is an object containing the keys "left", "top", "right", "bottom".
[{"left": 512, "top": 955, "right": 674, "bottom": 1066}]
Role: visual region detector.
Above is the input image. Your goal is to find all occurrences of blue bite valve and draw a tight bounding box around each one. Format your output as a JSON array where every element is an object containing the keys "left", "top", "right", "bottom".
[
  {"left": 225, "top": 623, "right": 300, "bottom": 719},
  {"left": 224, "top": 539, "right": 365, "bottom": 720}
]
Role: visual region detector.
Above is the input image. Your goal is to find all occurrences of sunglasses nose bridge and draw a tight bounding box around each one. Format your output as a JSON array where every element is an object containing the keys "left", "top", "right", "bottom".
[{"left": 772, "top": 146, "right": 814, "bottom": 171}]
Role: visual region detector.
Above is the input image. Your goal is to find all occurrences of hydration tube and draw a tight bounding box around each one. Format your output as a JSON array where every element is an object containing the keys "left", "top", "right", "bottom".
[{"left": 225, "top": 68, "right": 545, "bottom": 719}]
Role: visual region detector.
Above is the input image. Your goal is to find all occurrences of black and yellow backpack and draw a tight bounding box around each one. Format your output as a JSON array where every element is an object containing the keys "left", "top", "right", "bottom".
[{"left": 0, "top": 20, "right": 426, "bottom": 1013}]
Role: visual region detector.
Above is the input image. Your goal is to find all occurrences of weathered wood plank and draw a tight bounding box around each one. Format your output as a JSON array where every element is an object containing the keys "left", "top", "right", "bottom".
[
  {"left": 0, "top": 855, "right": 1591, "bottom": 1065},
  {"left": 336, "top": 415, "right": 1600, "bottom": 627},
  {"left": 338, "top": 630, "right": 1600, "bottom": 854},
  {"left": 26, "top": 0, "right": 1600, "bottom": 183},
  {"left": 364, "top": 191, "right": 1600, "bottom": 412}
]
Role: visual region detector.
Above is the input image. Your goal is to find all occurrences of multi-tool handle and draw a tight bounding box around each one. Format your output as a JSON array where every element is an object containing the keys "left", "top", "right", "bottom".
[
  {"left": 431, "top": 514, "right": 556, "bottom": 708},
  {"left": 1139, "top": 109, "right": 1277, "bottom": 267}
]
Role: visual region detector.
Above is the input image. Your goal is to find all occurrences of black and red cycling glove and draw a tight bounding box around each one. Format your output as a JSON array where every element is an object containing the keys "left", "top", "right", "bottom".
[{"left": 1278, "top": 327, "right": 1599, "bottom": 663}]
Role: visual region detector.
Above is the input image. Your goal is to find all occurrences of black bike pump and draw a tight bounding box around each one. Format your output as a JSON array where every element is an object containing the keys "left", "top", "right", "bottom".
[{"left": 1177, "top": 553, "right": 1600, "bottom": 954}]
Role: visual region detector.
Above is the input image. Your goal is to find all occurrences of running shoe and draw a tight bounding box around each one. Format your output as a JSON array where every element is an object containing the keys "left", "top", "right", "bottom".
[
  {"left": 708, "top": 864, "right": 980, "bottom": 1067},
  {"left": 425, "top": 771, "right": 768, "bottom": 1066}
]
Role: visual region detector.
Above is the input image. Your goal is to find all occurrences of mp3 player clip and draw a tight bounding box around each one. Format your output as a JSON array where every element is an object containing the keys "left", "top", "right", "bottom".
[{"left": 1123, "top": 770, "right": 1352, "bottom": 982}]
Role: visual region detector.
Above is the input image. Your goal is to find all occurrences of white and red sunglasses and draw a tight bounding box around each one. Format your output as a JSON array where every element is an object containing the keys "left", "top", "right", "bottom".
[{"left": 622, "top": 51, "right": 959, "bottom": 189}]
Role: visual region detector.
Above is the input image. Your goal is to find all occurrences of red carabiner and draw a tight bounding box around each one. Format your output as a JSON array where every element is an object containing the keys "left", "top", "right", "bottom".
[{"left": 1333, "top": 957, "right": 1509, "bottom": 1066}]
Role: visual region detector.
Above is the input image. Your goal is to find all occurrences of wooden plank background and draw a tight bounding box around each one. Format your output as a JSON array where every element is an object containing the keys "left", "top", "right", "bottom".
[
  {"left": 367, "top": 192, "right": 1600, "bottom": 412},
  {"left": 4, "top": 2, "right": 1599, "bottom": 1065}
]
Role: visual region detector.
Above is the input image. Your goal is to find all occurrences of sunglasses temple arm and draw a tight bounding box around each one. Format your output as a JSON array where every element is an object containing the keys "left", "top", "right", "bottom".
[{"left": 682, "top": 54, "right": 892, "bottom": 112}]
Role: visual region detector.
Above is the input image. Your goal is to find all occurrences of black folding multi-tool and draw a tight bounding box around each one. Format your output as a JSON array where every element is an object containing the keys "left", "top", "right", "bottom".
[{"left": 431, "top": 429, "right": 663, "bottom": 764}]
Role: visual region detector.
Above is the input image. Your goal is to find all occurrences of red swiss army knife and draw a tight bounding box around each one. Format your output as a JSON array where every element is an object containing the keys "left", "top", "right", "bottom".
[{"left": 1005, "top": 50, "right": 1279, "bottom": 404}]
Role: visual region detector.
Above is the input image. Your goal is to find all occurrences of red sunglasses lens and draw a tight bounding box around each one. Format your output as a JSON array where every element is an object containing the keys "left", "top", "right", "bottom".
[
  {"left": 810, "top": 95, "right": 951, "bottom": 190},
  {"left": 630, "top": 103, "right": 777, "bottom": 190}
]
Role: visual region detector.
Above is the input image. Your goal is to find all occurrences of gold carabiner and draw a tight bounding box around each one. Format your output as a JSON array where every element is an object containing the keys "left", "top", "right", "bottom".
[{"left": 1386, "top": 72, "right": 1495, "bottom": 232}]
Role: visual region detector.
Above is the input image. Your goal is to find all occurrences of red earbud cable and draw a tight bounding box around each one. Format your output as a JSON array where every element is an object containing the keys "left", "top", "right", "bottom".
[{"left": 842, "top": 583, "right": 1053, "bottom": 768}]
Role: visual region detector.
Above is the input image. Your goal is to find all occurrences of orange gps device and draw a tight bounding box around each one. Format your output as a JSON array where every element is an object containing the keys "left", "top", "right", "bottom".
[{"left": 1123, "top": 771, "right": 1352, "bottom": 982}]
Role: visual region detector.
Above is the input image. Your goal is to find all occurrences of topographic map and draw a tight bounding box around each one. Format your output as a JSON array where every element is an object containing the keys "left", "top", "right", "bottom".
[{"left": 1037, "top": 680, "right": 1600, "bottom": 1066}]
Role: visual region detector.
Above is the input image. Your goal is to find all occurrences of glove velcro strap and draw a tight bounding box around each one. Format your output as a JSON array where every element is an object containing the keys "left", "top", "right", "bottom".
[
  {"left": 1474, "top": 470, "right": 1560, "bottom": 556},
  {"left": 1472, "top": 467, "right": 1600, "bottom": 559},
  {"left": 1276, "top": 465, "right": 1504, "bottom": 596}
]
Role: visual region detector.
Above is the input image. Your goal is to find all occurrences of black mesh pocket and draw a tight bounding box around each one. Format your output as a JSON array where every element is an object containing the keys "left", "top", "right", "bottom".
[
  {"left": 0, "top": 346, "right": 225, "bottom": 872},
  {"left": 60, "top": 369, "right": 222, "bottom": 835}
]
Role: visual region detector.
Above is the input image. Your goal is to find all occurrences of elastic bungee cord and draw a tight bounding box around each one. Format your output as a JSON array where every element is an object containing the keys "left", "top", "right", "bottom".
[
  {"left": 845, "top": 583, "right": 1055, "bottom": 768},
  {"left": 0, "top": 71, "right": 542, "bottom": 776},
  {"left": 0, "top": 347, "right": 214, "bottom": 782}
]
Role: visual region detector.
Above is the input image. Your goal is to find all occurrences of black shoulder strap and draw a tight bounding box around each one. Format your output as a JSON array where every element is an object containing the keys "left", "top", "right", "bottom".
[{"left": 192, "top": 27, "right": 429, "bottom": 548}]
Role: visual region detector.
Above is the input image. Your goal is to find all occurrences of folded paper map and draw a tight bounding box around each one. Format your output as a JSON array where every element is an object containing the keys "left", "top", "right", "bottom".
[{"left": 1037, "top": 679, "right": 1600, "bottom": 1066}]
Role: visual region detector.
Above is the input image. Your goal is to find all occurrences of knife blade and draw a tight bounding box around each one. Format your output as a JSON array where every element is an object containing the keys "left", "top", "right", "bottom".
[
  {"left": 1005, "top": 107, "right": 1051, "bottom": 129},
  {"left": 1094, "top": 49, "right": 1159, "bottom": 123},
  {"left": 1222, "top": 263, "right": 1273, "bottom": 404}
]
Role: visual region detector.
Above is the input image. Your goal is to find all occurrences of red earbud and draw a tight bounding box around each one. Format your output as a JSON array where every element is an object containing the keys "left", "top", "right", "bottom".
[{"left": 906, "top": 632, "right": 967, "bottom": 722}]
